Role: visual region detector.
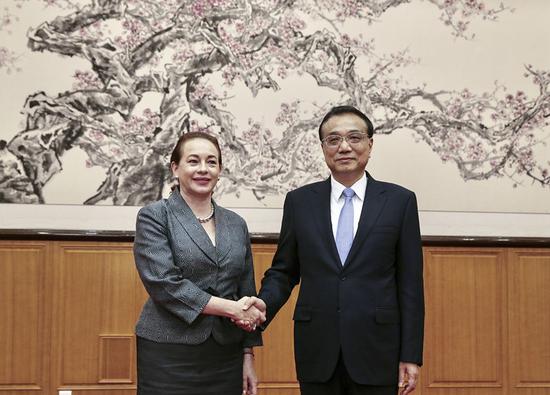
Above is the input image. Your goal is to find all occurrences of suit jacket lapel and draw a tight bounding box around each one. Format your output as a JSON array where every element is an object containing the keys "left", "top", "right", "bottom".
[
  {"left": 312, "top": 178, "right": 342, "bottom": 271},
  {"left": 343, "top": 174, "right": 387, "bottom": 270},
  {"left": 167, "top": 190, "right": 217, "bottom": 265},
  {"left": 213, "top": 201, "right": 232, "bottom": 262}
]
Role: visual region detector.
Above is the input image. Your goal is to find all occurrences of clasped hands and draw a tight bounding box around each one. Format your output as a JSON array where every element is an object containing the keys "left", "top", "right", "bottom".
[{"left": 232, "top": 296, "right": 266, "bottom": 332}]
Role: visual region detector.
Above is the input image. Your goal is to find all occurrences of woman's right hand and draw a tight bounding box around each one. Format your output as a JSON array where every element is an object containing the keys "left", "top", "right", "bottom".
[
  {"left": 202, "top": 295, "right": 266, "bottom": 331},
  {"left": 232, "top": 297, "right": 266, "bottom": 331}
]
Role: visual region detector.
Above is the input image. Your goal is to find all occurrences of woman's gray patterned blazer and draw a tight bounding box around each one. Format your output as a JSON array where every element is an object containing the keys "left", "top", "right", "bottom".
[{"left": 134, "top": 189, "right": 262, "bottom": 348}]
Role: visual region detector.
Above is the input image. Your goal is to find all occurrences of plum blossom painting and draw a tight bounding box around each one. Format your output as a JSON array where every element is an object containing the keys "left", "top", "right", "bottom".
[{"left": 0, "top": 0, "right": 549, "bottom": 234}]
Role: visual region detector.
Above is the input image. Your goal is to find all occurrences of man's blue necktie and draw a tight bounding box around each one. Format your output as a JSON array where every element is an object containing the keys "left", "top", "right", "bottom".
[{"left": 336, "top": 188, "right": 355, "bottom": 265}]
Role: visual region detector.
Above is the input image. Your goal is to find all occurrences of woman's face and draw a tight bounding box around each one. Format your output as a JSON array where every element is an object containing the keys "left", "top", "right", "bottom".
[{"left": 171, "top": 138, "right": 221, "bottom": 198}]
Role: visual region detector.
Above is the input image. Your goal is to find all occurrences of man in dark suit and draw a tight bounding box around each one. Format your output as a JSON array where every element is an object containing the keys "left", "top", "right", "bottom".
[{"left": 248, "top": 106, "right": 424, "bottom": 395}]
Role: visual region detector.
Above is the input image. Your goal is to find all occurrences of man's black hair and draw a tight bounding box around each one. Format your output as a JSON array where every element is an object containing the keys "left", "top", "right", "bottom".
[{"left": 318, "top": 105, "right": 374, "bottom": 140}]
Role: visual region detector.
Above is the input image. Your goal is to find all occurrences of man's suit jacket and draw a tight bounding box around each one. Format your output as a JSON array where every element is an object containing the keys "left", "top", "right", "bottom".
[
  {"left": 134, "top": 189, "right": 261, "bottom": 348},
  {"left": 258, "top": 173, "right": 424, "bottom": 385}
]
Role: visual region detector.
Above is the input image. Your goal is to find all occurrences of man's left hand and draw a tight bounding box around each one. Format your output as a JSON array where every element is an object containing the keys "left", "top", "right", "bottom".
[{"left": 398, "top": 362, "right": 420, "bottom": 395}]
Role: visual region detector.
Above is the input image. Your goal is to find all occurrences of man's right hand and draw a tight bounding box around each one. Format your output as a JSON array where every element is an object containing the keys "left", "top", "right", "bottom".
[
  {"left": 232, "top": 297, "right": 266, "bottom": 331},
  {"left": 242, "top": 296, "right": 266, "bottom": 314},
  {"left": 233, "top": 297, "right": 267, "bottom": 331}
]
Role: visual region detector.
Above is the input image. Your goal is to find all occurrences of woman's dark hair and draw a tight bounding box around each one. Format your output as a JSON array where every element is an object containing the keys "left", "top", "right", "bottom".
[
  {"left": 169, "top": 131, "right": 222, "bottom": 167},
  {"left": 318, "top": 105, "right": 374, "bottom": 139}
]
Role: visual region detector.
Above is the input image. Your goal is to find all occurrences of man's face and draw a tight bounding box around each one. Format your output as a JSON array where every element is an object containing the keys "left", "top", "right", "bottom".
[{"left": 320, "top": 113, "right": 373, "bottom": 185}]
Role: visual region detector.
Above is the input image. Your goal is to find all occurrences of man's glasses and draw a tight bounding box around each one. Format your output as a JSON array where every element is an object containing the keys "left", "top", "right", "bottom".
[{"left": 321, "top": 132, "right": 369, "bottom": 149}]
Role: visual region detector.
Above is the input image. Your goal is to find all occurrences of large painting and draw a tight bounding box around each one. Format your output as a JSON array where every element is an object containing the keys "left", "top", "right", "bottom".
[{"left": 0, "top": 0, "right": 549, "bottom": 235}]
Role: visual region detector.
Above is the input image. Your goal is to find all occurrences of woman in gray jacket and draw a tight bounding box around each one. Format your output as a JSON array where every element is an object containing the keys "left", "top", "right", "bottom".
[{"left": 134, "top": 131, "right": 264, "bottom": 395}]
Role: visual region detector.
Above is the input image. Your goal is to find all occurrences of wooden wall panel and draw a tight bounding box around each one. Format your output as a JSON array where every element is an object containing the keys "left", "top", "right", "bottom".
[
  {"left": 2, "top": 240, "right": 550, "bottom": 395},
  {"left": 98, "top": 336, "right": 134, "bottom": 383},
  {"left": 423, "top": 248, "right": 507, "bottom": 395},
  {"left": 253, "top": 244, "right": 300, "bottom": 395},
  {"left": 508, "top": 249, "right": 550, "bottom": 395},
  {"left": 51, "top": 242, "right": 146, "bottom": 394},
  {"left": 0, "top": 241, "right": 51, "bottom": 395}
]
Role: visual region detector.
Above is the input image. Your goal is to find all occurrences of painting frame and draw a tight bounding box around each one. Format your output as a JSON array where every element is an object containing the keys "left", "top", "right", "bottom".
[{"left": 1, "top": 1, "right": 549, "bottom": 239}]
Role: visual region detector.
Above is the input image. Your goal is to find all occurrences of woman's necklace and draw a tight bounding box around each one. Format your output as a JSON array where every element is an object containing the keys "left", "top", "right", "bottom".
[{"left": 196, "top": 203, "right": 215, "bottom": 223}]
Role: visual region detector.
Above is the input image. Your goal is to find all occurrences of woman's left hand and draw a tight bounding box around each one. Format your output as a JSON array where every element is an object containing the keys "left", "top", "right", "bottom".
[{"left": 242, "top": 352, "right": 258, "bottom": 395}]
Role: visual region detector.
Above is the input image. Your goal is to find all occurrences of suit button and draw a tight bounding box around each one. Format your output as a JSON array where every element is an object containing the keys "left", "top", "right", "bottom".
[
  {"left": 337, "top": 308, "right": 341, "bottom": 313},
  {"left": 341, "top": 276, "right": 346, "bottom": 281}
]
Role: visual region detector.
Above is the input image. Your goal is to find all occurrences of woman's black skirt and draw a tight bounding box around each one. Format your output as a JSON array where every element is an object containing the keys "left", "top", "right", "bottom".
[{"left": 137, "top": 336, "right": 243, "bottom": 395}]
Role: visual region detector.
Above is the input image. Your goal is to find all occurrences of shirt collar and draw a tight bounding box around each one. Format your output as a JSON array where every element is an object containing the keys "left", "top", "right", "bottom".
[{"left": 330, "top": 172, "right": 367, "bottom": 201}]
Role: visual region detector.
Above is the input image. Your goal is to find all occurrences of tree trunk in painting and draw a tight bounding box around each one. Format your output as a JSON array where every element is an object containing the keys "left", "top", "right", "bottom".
[{"left": 0, "top": 0, "right": 548, "bottom": 204}]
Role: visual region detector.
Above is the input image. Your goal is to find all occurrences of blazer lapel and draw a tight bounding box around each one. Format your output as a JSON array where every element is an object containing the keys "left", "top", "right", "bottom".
[
  {"left": 213, "top": 201, "right": 232, "bottom": 262},
  {"left": 312, "top": 178, "right": 342, "bottom": 271},
  {"left": 343, "top": 173, "right": 387, "bottom": 270},
  {"left": 167, "top": 190, "right": 217, "bottom": 265}
]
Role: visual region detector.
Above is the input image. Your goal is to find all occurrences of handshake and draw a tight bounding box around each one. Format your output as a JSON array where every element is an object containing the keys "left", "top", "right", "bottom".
[{"left": 231, "top": 296, "right": 267, "bottom": 332}]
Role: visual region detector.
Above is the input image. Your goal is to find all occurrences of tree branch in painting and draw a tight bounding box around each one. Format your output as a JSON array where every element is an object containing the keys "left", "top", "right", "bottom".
[{"left": 1, "top": 0, "right": 548, "bottom": 204}]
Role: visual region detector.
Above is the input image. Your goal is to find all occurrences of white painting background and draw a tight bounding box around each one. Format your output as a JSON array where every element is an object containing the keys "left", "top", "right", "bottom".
[
  {"left": 219, "top": 0, "right": 550, "bottom": 214},
  {"left": 0, "top": 0, "right": 549, "bottom": 235}
]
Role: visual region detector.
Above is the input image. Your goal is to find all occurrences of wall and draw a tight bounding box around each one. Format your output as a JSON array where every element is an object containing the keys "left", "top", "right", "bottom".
[{"left": 1, "top": 240, "right": 549, "bottom": 394}]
